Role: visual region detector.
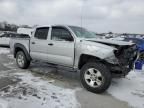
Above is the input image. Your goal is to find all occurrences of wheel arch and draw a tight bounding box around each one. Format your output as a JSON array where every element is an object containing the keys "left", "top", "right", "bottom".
[
  {"left": 78, "top": 54, "right": 108, "bottom": 69},
  {"left": 14, "top": 43, "right": 31, "bottom": 61}
]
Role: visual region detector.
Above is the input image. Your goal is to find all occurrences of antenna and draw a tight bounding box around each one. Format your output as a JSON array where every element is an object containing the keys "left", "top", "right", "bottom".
[
  {"left": 80, "top": 0, "right": 85, "bottom": 36},
  {"left": 80, "top": 1, "right": 83, "bottom": 29}
]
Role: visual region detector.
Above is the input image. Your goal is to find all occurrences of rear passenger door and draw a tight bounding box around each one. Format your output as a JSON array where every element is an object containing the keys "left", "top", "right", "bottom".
[{"left": 30, "top": 27, "right": 49, "bottom": 61}]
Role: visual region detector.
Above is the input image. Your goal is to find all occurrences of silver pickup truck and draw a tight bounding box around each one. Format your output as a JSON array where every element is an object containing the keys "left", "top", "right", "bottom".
[{"left": 10, "top": 25, "right": 138, "bottom": 93}]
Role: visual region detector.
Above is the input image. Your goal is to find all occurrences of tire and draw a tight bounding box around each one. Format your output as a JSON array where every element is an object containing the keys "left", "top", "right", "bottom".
[
  {"left": 80, "top": 62, "right": 111, "bottom": 93},
  {"left": 16, "top": 51, "right": 30, "bottom": 69}
]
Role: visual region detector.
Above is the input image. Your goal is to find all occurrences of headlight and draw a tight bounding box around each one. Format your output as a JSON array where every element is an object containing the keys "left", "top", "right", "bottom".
[{"left": 105, "top": 55, "right": 119, "bottom": 64}]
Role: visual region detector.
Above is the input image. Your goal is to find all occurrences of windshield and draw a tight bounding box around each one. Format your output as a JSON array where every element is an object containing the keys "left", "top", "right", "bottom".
[{"left": 69, "top": 26, "right": 96, "bottom": 38}]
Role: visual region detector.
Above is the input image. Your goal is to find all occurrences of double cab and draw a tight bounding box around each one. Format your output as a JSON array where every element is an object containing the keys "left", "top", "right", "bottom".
[{"left": 10, "top": 25, "right": 138, "bottom": 93}]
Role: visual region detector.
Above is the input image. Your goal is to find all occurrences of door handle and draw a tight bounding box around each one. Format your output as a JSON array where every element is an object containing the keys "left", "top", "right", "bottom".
[
  {"left": 48, "top": 43, "right": 53, "bottom": 46},
  {"left": 32, "top": 42, "right": 35, "bottom": 44}
]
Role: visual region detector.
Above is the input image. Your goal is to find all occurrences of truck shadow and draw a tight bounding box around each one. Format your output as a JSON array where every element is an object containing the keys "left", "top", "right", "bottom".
[{"left": 29, "top": 61, "right": 81, "bottom": 89}]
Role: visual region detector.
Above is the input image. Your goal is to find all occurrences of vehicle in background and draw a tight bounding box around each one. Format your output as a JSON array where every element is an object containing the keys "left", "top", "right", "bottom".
[
  {"left": 0, "top": 32, "right": 18, "bottom": 47},
  {"left": 108, "top": 37, "right": 144, "bottom": 60},
  {"left": 109, "top": 37, "right": 124, "bottom": 41},
  {"left": 10, "top": 25, "right": 138, "bottom": 93},
  {"left": 0, "top": 32, "right": 4, "bottom": 36},
  {"left": 123, "top": 38, "right": 144, "bottom": 60},
  {"left": 123, "top": 38, "right": 144, "bottom": 52},
  {"left": 17, "top": 28, "right": 33, "bottom": 37}
]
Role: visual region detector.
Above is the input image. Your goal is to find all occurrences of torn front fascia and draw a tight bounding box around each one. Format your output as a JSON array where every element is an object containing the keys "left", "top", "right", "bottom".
[
  {"left": 114, "top": 44, "right": 138, "bottom": 65},
  {"left": 110, "top": 62, "right": 134, "bottom": 77},
  {"left": 109, "top": 44, "right": 138, "bottom": 77}
]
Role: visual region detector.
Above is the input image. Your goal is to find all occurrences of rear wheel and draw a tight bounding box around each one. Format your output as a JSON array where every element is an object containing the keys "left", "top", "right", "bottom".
[
  {"left": 16, "top": 51, "right": 30, "bottom": 69},
  {"left": 80, "top": 62, "right": 111, "bottom": 93}
]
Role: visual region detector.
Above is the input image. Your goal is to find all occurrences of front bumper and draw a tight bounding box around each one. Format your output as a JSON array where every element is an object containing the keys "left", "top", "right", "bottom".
[{"left": 110, "top": 64, "right": 134, "bottom": 77}]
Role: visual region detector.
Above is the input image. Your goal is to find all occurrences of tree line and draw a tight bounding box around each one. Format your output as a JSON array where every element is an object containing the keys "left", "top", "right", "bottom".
[{"left": 0, "top": 21, "right": 30, "bottom": 32}]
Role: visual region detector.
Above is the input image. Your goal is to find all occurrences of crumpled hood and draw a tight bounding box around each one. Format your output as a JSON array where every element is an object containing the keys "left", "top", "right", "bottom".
[
  {"left": 81, "top": 39, "right": 116, "bottom": 51},
  {"left": 86, "top": 38, "right": 134, "bottom": 47},
  {"left": 79, "top": 39, "right": 117, "bottom": 60}
]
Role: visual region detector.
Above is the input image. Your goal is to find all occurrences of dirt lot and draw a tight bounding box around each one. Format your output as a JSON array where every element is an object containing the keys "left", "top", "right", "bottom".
[{"left": 0, "top": 47, "right": 144, "bottom": 108}]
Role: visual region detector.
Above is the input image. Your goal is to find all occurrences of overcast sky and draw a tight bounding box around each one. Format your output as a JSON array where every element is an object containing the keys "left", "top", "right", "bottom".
[{"left": 0, "top": 0, "right": 144, "bottom": 33}]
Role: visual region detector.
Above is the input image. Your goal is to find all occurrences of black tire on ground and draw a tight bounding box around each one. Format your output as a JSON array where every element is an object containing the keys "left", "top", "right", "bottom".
[
  {"left": 16, "top": 51, "right": 30, "bottom": 69},
  {"left": 80, "top": 62, "right": 112, "bottom": 93}
]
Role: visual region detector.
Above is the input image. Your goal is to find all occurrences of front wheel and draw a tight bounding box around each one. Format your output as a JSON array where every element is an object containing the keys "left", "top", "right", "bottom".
[
  {"left": 80, "top": 62, "right": 111, "bottom": 93},
  {"left": 16, "top": 51, "right": 30, "bottom": 69}
]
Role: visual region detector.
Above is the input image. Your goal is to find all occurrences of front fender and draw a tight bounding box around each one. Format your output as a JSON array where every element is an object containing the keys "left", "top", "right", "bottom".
[
  {"left": 81, "top": 44, "right": 115, "bottom": 59},
  {"left": 74, "top": 43, "right": 116, "bottom": 68}
]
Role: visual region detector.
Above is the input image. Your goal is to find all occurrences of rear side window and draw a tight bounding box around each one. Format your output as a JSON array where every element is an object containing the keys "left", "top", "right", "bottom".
[{"left": 34, "top": 27, "right": 49, "bottom": 40}]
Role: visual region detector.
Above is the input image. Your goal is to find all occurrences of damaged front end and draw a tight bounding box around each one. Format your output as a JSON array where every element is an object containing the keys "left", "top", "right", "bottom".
[
  {"left": 107, "top": 44, "right": 138, "bottom": 77},
  {"left": 86, "top": 39, "right": 139, "bottom": 77}
]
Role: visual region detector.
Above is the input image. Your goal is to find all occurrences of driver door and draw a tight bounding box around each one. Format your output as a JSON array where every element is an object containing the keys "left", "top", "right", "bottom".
[{"left": 47, "top": 26, "right": 75, "bottom": 67}]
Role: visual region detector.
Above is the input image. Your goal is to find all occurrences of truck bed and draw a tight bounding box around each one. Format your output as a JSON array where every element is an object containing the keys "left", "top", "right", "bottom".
[{"left": 10, "top": 37, "right": 30, "bottom": 54}]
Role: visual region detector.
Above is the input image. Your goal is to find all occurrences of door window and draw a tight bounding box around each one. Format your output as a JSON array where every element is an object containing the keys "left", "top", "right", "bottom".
[
  {"left": 51, "top": 27, "right": 73, "bottom": 41},
  {"left": 34, "top": 27, "right": 49, "bottom": 40}
]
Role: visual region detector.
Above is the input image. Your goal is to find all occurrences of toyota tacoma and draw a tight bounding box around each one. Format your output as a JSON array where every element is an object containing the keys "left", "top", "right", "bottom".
[{"left": 10, "top": 25, "right": 138, "bottom": 93}]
